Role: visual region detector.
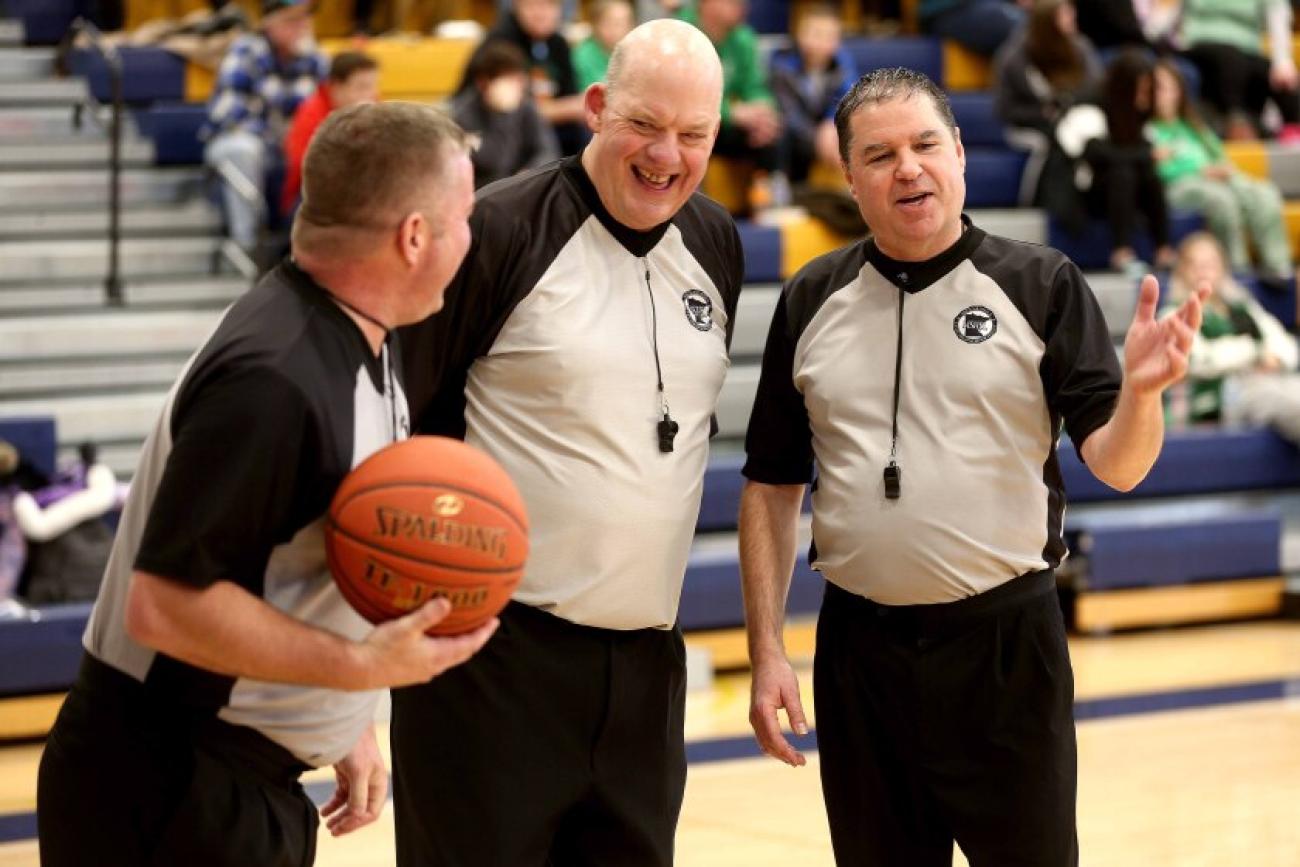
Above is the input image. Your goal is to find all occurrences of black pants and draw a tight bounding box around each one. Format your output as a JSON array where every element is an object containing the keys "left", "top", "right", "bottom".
[
  {"left": 390, "top": 601, "right": 687, "bottom": 867},
  {"left": 1083, "top": 140, "right": 1170, "bottom": 252},
  {"left": 814, "top": 571, "right": 1078, "bottom": 867},
  {"left": 1184, "top": 42, "right": 1300, "bottom": 129},
  {"left": 38, "top": 654, "right": 318, "bottom": 867},
  {"left": 714, "top": 122, "right": 780, "bottom": 174}
]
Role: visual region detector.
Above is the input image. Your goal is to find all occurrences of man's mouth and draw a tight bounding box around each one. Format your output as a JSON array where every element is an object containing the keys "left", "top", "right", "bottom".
[
  {"left": 633, "top": 166, "right": 675, "bottom": 191},
  {"left": 896, "top": 191, "right": 932, "bottom": 206}
]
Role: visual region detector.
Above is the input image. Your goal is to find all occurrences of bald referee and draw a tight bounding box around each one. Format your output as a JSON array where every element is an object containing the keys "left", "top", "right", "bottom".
[
  {"left": 37, "top": 103, "right": 497, "bottom": 867},
  {"left": 394, "top": 19, "right": 741, "bottom": 867},
  {"left": 741, "top": 68, "right": 1208, "bottom": 866}
]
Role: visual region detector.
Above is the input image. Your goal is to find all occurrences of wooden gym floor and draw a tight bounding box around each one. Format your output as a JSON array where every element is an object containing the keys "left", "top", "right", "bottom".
[{"left": 1, "top": 619, "right": 1298, "bottom": 866}]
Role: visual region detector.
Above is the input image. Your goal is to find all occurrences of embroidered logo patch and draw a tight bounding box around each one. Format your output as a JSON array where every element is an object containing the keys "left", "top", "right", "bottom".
[
  {"left": 682, "top": 289, "right": 713, "bottom": 331},
  {"left": 953, "top": 305, "right": 997, "bottom": 344}
]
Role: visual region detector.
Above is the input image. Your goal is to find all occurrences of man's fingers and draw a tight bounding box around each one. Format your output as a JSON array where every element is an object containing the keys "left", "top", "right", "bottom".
[
  {"left": 783, "top": 685, "right": 810, "bottom": 737},
  {"left": 1133, "top": 275, "right": 1160, "bottom": 324},
  {"left": 399, "top": 597, "right": 452, "bottom": 633}
]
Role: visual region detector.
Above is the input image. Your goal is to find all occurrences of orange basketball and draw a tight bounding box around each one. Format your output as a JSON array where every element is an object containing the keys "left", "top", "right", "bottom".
[{"left": 325, "top": 436, "right": 528, "bottom": 635}]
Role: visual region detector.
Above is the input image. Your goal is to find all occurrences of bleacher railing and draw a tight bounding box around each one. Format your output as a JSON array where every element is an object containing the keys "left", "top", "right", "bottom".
[{"left": 64, "top": 18, "right": 124, "bottom": 306}]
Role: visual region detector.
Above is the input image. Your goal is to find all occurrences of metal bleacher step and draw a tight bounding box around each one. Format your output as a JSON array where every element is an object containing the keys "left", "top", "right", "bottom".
[
  {"left": 0, "top": 21, "right": 24, "bottom": 48},
  {"left": 0, "top": 136, "right": 154, "bottom": 168},
  {"left": 0, "top": 274, "right": 247, "bottom": 313},
  {"left": 0, "top": 78, "right": 89, "bottom": 106},
  {"left": 969, "top": 208, "right": 1048, "bottom": 246},
  {"left": 0, "top": 353, "right": 190, "bottom": 399},
  {"left": 0, "top": 389, "right": 168, "bottom": 454},
  {"left": 0, "top": 308, "right": 221, "bottom": 363},
  {"left": 0, "top": 105, "right": 107, "bottom": 139},
  {"left": 0, "top": 47, "right": 55, "bottom": 81},
  {"left": 0, "top": 166, "right": 204, "bottom": 209},
  {"left": 0, "top": 200, "right": 220, "bottom": 240},
  {"left": 0, "top": 237, "right": 227, "bottom": 283}
]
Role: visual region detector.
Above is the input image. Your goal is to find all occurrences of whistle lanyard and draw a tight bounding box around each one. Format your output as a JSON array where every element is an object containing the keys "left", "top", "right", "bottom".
[{"left": 884, "top": 288, "right": 904, "bottom": 499}]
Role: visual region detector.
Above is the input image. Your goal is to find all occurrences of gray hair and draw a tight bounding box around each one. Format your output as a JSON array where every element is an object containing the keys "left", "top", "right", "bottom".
[{"left": 834, "top": 67, "right": 957, "bottom": 164}]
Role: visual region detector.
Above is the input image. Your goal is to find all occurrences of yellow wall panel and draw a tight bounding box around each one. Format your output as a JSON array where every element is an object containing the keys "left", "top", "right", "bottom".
[
  {"left": 781, "top": 214, "right": 857, "bottom": 278},
  {"left": 1223, "top": 141, "right": 1270, "bottom": 179},
  {"left": 943, "top": 41, "right": 990, "bottom": 91},
  {"left": 318, "top": 36, "right": 476, "bottom": 101}
]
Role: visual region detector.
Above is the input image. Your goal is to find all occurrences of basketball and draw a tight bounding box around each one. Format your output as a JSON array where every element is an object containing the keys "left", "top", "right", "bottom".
[{"left": 325, "top": 436, "right": 529, "bottom": 635}]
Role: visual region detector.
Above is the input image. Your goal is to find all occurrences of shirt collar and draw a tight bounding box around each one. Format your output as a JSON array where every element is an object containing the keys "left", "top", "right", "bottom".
[
  {"left": 562, "top": 154, "right": 672, "bottom": 258},
  {"left": 863, "top": 214, "right": 984, "bottom": 293}
]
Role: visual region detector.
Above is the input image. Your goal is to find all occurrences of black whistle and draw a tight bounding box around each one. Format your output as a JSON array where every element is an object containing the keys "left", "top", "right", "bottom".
[
  {"left": 657, "top": 414, "right": 679, "bottom": 453},
  {"left": 883, "top": 462, "right": 901, "bottom": 499}
]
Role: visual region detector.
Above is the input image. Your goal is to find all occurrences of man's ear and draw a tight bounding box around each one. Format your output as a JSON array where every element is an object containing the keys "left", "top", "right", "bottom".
[
  {"left": 584, "top": 82, "right": 607, "bottom": 133},
  {"left": 399, "top": 211, "right": 426, "bottom": 268}
]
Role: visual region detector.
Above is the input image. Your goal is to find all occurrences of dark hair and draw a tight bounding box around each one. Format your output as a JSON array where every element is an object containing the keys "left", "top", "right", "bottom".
[
  {"left": 1025, "top": 0, "right": 1085, "bottom": 91},
  {"left": 328, "top": 51, "right": 378, "bottom": 84},
  {"left": 797, "top": 2, "right": 841, "bottom": 26},
  {"left": 834, "top": 67, "right": 957, "bottom": 164},
  {"left": 465, "top": 40, "right": 529, "bottom": 85},
  {"left": 296, "top": 102, "right": 467, "bottom": 241},
  {"left": 1102, "top": 47, "right": 1154, "bottom": 145}
]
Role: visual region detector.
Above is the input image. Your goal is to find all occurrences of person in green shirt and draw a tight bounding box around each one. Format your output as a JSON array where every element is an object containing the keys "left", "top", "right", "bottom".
[
  {"left": 1149, "top": 58, "right": 1294, "bottom": 281},
  {"left": 1164, "top": 232, "right": 1300, "bottom": 436},
  {"left": 574, "top": 0, "right": 635, "bottom": 89},
  {"left": 680, "top": 0, "right": 782, "bottom": 206}
]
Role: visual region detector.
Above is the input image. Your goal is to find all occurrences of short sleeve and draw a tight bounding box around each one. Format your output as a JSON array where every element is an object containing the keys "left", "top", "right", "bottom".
[
  {"left": 742, "top": 291, "right": 814, "bottom": 484},
  {"left": 1041, "top": 260, "right": 1122, "bottom": 456},
  {"left": 134, "top": 367, "right": 321, "bottom": 591}
]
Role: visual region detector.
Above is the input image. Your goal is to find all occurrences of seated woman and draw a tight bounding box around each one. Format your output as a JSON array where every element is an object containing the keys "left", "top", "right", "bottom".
[
  {"left": 449, "top": 41, "right": 561, "bottom": 189},
  {"left": 1166, "top": 232, "right": 1300, "bottom": 439},
  {"left": 1149, "top": 58, "right": 1294, "bottom": 285},
  {"left": 993, "top": 0, "right": 1103, "bottom": 206}
]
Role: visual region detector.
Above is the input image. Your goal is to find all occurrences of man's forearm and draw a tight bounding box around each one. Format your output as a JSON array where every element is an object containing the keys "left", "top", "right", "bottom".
[
  {"left": 1080, "top": 387, "right": 1164, "bottom": 492},
  {"left": 738, "top": 481, "right": 806, "bottom": 660}
]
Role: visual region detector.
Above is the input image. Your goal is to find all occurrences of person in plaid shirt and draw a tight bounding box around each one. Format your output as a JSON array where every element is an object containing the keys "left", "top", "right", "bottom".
[{"left": 204, "top": 0, "right": 328, "bottom": 250}]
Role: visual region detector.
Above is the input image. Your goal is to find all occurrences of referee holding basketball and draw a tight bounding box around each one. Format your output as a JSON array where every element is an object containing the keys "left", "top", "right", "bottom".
[
  {"left": 394, "top": 19, "right": 741, "bottom": 867},
  {"left": 37, "top": 103, "right": 497, "bottom": 867},
  {"left": 741, "top": 68, "right": 1208, "bottom": 866}
]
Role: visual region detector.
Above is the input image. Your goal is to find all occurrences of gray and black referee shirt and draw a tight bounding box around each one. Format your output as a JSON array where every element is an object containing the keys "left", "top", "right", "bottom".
[
  {"left": 744, "top": 218, "right": 1121, "bottom": 604},
  {"left": 84, "top": 260, "right": 408, "bottom": 767},
  {"left": 403, "top": 156, "right": 742, "bottom": 630}
]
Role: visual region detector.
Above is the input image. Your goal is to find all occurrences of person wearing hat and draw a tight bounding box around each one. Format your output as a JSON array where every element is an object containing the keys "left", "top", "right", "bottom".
[{"left": 203, "top": 0, "right": 329, "bottom": 251}]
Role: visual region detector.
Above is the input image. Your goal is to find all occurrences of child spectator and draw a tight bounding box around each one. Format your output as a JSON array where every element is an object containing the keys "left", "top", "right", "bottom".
[
  {"left": 203, "top": 0, "right": 328, "bottom": 250},
  {"left": 1149, "top": 58, "right": 1294, "bottom": 283},
  {"left": 451, "top": 40, "right": 561, "bottom": 188},
  {"left": 769, "top": 3, "right": 856, "bottom": 185},
  {"left": 281, "top": 51, "right": 380, "bottom": 214},
  {"left": 993, "top": 0, "right": 1103, "bottom": 205},
  {"left": 574, "top": 0, "right": 635, "bottom": 89},
  {"left": 1166, "top": 232, "right": 1300, "bottom": 436},
  {"left": 482, "top": 0, "right": 587, "bottom": 154}
]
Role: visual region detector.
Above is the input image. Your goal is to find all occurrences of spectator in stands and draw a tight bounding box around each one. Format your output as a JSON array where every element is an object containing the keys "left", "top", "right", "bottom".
[
  {"left": 1074, "top": 0, "right": 1202, "bottom": 101},
  {"left": 451, "top": 41, "right": 561, "bottom": 188},
  {"left": 1180, "top": 0, "right": 1300, "bottom": 143},
  {"left": 281, "top": 51, "right": 380, "bottom": 215},
  {"left": 993, "top": 0, "right": 1103, "bottom": 206},
  {"left": 203, "top": 0, "right": 328, "bottom": 251},
  {"left": 0, "top": 442, "right": 22, "bottom": 614},
  {"left": 770, "top": 3, "right": 856, "bottom": 186},
  {"left": 1079, "top": 49, "right": 1175, "bottom": 274},
  {"left": 573, "top": 0, "right": 635, "bottom": 89},
  {"left": 680, "top": 0, "right": 782, "bottom": 211},
  {"left": 1167, "top": 231, "right": 1300, "bottom": 435},
  {"left": 1150, "top": 58, "right": 1295, "bottom": 284},
  {"left": 919, "top": 0, "right": 1028, "bottom": 57},
  {"left": 482, "top": 0, "right": 586, "bottom": 154}
]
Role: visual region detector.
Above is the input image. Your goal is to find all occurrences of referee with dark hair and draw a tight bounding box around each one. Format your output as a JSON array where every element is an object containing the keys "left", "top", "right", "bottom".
[
  {"left": 37, "top": 103, "right": 496, "bottom": 867},
  {"left": 741, "top": 68, "right": 1208, "bottom": 866},
  {"left": 394, "top": 18, "right": 741, "bottom": 867}
]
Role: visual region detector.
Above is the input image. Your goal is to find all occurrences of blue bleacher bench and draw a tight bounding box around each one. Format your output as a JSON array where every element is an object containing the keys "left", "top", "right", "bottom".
[
  {"left": 0, "top": 416, "right": 57, "bottom": 480},
  {"left": 132, "top": 103, "right": 207, "bottom": 165},
  {"left": 843, "top": 36, "right": 944, "bottom": 85},
  {"left": 3, "top": 0, "right": 75, "bottom": 45},
  {"left": 0, "top": 603, "right": 91, "bottom": 696},
  {"left": 69, "top": 47, "right": 187, "bottom": 105},
  {"left": 736, "top": 221, "right": 782, "bottom": 284}
]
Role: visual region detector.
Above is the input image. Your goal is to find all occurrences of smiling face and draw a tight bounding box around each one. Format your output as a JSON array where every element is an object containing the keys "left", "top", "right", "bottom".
[
  {"left": 581, "top": 42, "right": 721, "bottom": 231},
  {"left": 843, "top": 93, "right": 966, "bottom": 261}
]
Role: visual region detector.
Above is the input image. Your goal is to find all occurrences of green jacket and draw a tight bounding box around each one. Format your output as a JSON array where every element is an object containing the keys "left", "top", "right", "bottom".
[
  {"left": 678, "top": 5, "right": 775, "bottom": 124},
  {"left": 572, "top": 37, "right": 611, "bottom": 91},
  {"left": 1148, "top": 118, "right": 1225, "bottom": 184}
]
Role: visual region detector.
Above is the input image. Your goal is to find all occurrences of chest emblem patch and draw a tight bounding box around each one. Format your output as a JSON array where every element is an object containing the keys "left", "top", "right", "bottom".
[
  {"left": 953, "top": 305, "right": 998, "bottom": 344},
  {"left": 682, "top": 289, "right": 714, "bottom": 332}
]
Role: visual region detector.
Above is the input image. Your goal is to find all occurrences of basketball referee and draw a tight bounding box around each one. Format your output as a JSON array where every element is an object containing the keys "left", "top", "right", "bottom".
[
  {"left": 394, "top": 19, "right": 741, "bottom": 867},
  {"left": 37, "top": 103, "right": 497, "bottom": 867},
  {"left": 740, "top": 69, "right": 1208, "bottom": 866}
]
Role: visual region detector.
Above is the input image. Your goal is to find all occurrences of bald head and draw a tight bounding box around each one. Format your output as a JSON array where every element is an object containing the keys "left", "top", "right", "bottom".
[{"left": 606, "top": 18, "right": 722, "bottom": 103}]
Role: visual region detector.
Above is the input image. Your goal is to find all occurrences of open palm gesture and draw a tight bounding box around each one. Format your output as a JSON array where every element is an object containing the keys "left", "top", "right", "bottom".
[{"left": 1122, "top": 275, "right": 1209, "bottom": 396}]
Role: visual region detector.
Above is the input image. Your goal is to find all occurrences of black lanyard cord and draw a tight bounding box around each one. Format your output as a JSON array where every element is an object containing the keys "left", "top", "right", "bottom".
[
  {"left": 884, "top": 289, "right": 904, "bottom": 499},
  {"left": 643, "top": 260, "right": 678, "bottom": 453}
]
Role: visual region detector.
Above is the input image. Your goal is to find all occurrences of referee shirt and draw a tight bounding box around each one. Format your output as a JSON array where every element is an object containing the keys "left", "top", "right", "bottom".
[
  {"left": 403, "top": 155, "right": 743, "bottom": 631},
  {"left": 744, "top": 219, "right": 1121, "bottom": 604},
  {"left": 83, "top": 260, "right": 409, "bottom": 767}
]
